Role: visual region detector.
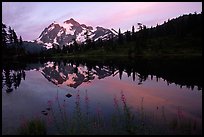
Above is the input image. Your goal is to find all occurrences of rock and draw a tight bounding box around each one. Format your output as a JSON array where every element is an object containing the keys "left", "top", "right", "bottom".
[
  {"left": 46, "top": 108, "right": 51, "bottom": 111},
  {"left": 66, "top": 93, "right": 72, "bottom": 98},
  {"left": 41, "top": 110, "right": 48, "bottom": 116},
  {"left": 43, "top": 112, "right": 48, "bottom": 116}
]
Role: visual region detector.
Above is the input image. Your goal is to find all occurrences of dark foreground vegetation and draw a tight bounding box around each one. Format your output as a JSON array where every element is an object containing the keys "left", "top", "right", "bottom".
[{"left": 18, "top": 90, "right": 201, "bottom": 135}]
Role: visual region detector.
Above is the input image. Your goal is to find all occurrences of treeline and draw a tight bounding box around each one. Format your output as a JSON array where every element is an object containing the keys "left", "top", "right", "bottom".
[
  {"left": 42, "top": 12, "right": 202, "bottom": 57},
  {"left": 2, "top": 23, "right": 26, "bottom": 59}
]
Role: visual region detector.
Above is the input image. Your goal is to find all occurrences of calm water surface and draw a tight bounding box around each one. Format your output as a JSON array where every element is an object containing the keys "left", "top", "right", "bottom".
[{"left": 2, "top": 58, "right": 202, "bottom": 134}]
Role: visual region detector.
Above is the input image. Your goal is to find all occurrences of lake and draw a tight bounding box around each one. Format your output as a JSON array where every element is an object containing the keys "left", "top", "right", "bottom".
[{"left": 2, "top": 57, "right": 202, "bottom": 135}]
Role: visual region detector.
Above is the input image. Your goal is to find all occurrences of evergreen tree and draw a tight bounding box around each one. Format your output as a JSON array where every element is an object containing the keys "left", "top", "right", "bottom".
[
  {"left": 19, "top": 36, "right": 23, "bottom": 46},
  {"left": 2, "top": 23, "right": 8, "bottom": 47},
  {"left": 85, "top": 29, "right": 92, "bottom": 50},
  {"left": 18, "top": 36, "right": 26, "bottom": 56},
  {"left": 8, "top": 26, "right": 14, "bottom": 44},
  {"left": 125, "top": 30, "right": 131, "bottom": 41},
  {"left": 73, "top": 38, "right": 79, "bottom": 52},
  {"left": 12, "top": 30, "right": 18, "bottom": 46},
  {"left": 62, "top": 45, "right": 66, "bottom": 54},
  {"left": 118, "top": 28, "right": 123, "bottom": 44},
  {"left": 137, "top": 23, "right": 143, "bottom": 31},
  {"left": 132, "top": 25, "right": 135, "bottom": 34},
  {"left": 132, "top": 25, "right": 135, "bottom": 39},
  {"left": 12, "top": 30, "right": 19, "bottom": 55},
  {"left": 56, "top": 44, "right": 60, "bottom": 53}
]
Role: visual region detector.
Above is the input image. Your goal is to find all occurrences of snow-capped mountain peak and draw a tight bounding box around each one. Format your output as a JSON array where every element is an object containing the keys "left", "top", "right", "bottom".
[
  {"left": 63, "top": 18, "right": 80, "bottom": 26},
  {"left": 36, "top": 18, "right": 115, "bottom": 49}
]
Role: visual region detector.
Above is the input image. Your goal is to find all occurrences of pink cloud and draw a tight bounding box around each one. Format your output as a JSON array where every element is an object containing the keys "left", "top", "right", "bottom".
[{"left": 91, "top": 2, "right": 202, "bottom": 31}]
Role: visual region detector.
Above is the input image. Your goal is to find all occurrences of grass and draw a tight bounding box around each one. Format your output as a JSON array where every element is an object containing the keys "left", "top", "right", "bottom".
[
  {"left": 18, "top": 116, "right": 46, "bottom": 135},
  {"left": 18, "top": 90, "right": 201, "bottom": 135}
]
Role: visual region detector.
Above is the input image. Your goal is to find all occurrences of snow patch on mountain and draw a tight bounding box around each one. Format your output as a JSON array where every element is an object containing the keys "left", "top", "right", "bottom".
[
  {"left": 53, "top": 38, "right": 58, "bottom": 44},
  {"left": 48, "top": 26, "right": 55, "bottom": 32},
  {"left": 36, "top": 18, "right": 116, "bottom": 49},
  {"left": 62, "top": 23, "right": 75, "bottom": 35},
  {"left": 57, "top": 30, "right": 64, "bottom": 37},
  {"left": 44, "top": 43, "right": 53, "bottom": 49}
]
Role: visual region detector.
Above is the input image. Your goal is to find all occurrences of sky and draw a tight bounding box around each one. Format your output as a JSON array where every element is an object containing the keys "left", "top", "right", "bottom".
[{"left": 2, "top": 2, "right": 202, "bottom": 41}]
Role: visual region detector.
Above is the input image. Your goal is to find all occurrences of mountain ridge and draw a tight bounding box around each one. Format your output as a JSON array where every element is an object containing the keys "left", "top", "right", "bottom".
[{"left": 35, "top": 18, "right": 115, "bottom": 49}]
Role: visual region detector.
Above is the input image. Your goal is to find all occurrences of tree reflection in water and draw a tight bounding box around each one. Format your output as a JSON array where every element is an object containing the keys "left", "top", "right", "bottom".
[
  {"left": 2, "top": 57, "right": 202, "bottom": 92},
  {"left": 2, "top": 68, "right": 26, "bottom": 93}
]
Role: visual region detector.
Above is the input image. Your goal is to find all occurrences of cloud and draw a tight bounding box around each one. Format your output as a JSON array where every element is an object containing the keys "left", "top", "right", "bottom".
[
  {"left": 90, "top": 2, "right": 202, "bottom": 31},
  {"left": 84, "top": 3, "right": 156, "bottom": 31}
]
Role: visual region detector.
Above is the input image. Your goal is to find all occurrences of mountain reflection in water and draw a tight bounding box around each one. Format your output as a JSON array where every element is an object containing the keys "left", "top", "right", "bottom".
[
  {"left": 40, "top": 61, "right": 112, "bottom": 88},
  {"left": 2, "top": 57, "right": 202, "bottom": 92}
]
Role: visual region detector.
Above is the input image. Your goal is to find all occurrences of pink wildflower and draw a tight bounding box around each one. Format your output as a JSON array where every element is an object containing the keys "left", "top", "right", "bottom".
[
  {"left": 47, "top": 100, "right": 53, "bottom": 107},
  {"left": 113, "top": 95, "right": 119, "bottom": 110},
  {"left": 177, "top": 106, "right": 184, "bottom": 120},
  {"left": 120, "top": 91, "right": 126, "bottom": 106},
  {"left": 46, "top": 113, "right": 53, "bottom": 125}
]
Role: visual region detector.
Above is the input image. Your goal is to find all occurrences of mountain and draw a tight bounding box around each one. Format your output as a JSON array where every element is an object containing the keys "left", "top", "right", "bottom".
[{"left": 35, "top": 18, "right": 116, "bottom": 49}]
